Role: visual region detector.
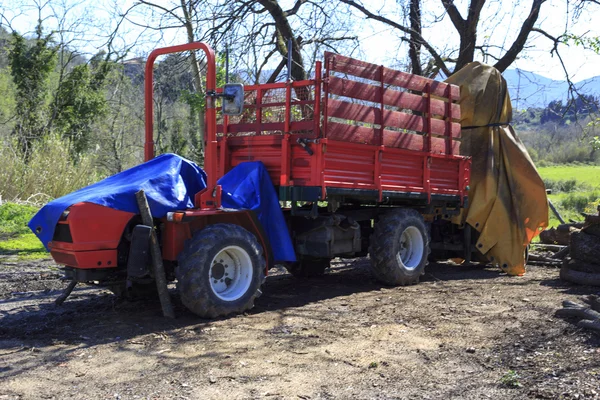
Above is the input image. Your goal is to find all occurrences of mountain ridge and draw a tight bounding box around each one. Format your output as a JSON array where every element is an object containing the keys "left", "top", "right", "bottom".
[{"left": 503, "top": 68, "right": 600, "bottom": 109}]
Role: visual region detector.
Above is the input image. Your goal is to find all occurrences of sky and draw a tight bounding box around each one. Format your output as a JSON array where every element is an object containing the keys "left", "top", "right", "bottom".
[{"left": 2, "top": 0, "right": 599, "bottom": 82}]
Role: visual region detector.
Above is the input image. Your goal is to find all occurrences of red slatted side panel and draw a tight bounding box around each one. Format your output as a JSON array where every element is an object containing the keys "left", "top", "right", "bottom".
[
  {"left": 290, "top": 145, "right": 314, "bottom": 186},
  {"left": 327, "top": 78, "right": 460, "bottom": 120},
  {"left": 322, "top": 142, "right": 376, "bottom": 189},
  {"left": 380, "top": 149, "right": 425, "bottom": 191},
  {"left": 430, "top": 157, "right": 461, "bottom": 192},
  {"left": 226, "top": 136, "right": 283, "bottom": 184},
  {"left": 324, "top": 52, "right": 461, "bottom": 155},
  {"left": 324, "top": 52, "right": 460, "bottom": 101}
]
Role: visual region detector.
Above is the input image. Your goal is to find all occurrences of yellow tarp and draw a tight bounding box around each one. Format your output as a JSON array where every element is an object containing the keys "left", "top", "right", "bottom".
[{"left": 445, "top": 62, "right": 548, "bottom": 275}]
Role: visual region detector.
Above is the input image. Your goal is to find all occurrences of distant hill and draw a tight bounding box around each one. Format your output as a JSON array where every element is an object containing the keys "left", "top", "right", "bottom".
[{"left": 503, "top": 69, "right": 600, "bottom": 109}]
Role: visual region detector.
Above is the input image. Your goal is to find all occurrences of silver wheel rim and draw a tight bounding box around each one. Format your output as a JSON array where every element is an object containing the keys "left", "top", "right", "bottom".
[
  {"left": 396, "top": 226, "right": 424, "bottom": 270},
  {"left": 209, "top": 245, "right": 253, "bottom": 301}
]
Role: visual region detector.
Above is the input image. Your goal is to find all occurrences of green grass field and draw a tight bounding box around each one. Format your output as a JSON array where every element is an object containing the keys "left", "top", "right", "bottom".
[
  {"left": 537, "top": 164, "right": 599, "bottom": 227},
  {"left": 537, "top": 165, "right": 600, "bottom": 188},
  {"left": 0, "top": 202, "right": 48, "bottom": 260}
]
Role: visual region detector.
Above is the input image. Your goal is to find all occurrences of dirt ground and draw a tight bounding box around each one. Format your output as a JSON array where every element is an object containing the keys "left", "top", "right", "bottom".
[{"left": 1, "top": 256, "right": 599, "bottom": 400}]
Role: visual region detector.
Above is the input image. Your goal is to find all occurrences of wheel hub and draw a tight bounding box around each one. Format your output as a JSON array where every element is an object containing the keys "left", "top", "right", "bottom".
[
  {"left": 396, "top": 226, "right": 424, "bottom": 270},
  {"left": 208, "top": 246, "right": 253, "bottom": 301},
  {"left": 211, "top": 262, "right": 226, "bottom": 280}
]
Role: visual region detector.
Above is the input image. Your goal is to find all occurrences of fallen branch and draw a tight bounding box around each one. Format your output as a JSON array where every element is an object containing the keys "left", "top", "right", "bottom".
[{"left": 555, "top": 299, "right": 600, "bottom": 335}]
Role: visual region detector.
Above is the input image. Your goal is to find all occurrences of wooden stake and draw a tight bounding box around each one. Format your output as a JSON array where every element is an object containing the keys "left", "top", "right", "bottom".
[{"left": 135, "top": 190, "right": 175, "bottom": 319}]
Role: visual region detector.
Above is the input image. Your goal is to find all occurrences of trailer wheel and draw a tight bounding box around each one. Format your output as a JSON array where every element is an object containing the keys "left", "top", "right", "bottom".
[
  {"left": 285, "top": 256, "right": 330, "bottom": 278},
  {"left": 176, "top": 224, "right": 266, "bottom": 318},
  {"left": 369, "top": 209, "right": 429, "bottom": 285}
]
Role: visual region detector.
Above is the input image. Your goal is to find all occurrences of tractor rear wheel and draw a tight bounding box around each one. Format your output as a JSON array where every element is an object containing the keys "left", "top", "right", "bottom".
[
  {"left": 285, "top": 256, "right": 330, "bottom": 278},
  {"left": 176, "top": 224, "right": 266, "bottom": 318},
  {"left": 369, "top": 209, "right": 429, "bottom": 285}
]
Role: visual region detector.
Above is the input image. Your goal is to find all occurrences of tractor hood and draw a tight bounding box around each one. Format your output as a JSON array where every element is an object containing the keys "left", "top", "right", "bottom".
[{"left": 445, "top": 62, "right": 548, "bottom": 276}]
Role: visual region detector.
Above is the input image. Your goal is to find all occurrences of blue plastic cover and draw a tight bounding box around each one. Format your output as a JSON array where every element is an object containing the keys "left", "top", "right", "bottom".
[
  {"left": 218, "top": 162, "right": 296, "bottom": 262},
  {"left": 29, "top": 153, "right": 296, "bottom": 262}
]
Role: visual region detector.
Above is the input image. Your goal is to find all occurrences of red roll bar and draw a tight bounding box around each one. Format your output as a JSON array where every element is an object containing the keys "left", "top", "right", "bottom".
[{"left": 144, "top": 42, "right": 219, "bottom": 209}]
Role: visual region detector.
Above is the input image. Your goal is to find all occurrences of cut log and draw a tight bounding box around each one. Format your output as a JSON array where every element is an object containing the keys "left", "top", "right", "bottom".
[
  {"left": 135, "top": 190, "right": 175, "bottom": 319},
  {"left": 583, "top": 224, "right": 600, "bottom": 238},
  {"left": 577, "top": 319, "right": 600, "bottom": 333},
  {"left": 582, "top": 295, "right": 600, "bottom": 313},
  {"left": 555, "top": 306, "right": 600, "bottom": 320},
  {"left": 560, "top": 261, "right": 600, "bottom": 286},
  {"left": 570, "top": 231, "right": 600, "bottom": 266},
  {"left": 540, "top": 227, "right": 570, "bottom": 245},
  {"left": 562, "top": 258, "right": 600, "bottom": 274},
  {"left": 551, "top": 247, "right": 569, "bottom": 260},
  {"left": 529, "top": 254, "right": 562, "bottom": 264}
]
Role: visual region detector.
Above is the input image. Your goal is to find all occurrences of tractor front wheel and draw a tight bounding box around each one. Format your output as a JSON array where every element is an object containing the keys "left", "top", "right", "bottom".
[{"left": 176, "top": 224, "right": 266, "bottom": 318}]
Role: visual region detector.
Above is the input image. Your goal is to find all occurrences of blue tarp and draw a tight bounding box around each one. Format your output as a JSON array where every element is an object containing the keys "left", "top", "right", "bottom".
[
  {"left": 29, "top": 153, "right": 296, "bottom": 262},
  {"left": 218, "top": 162, "right": 295, "bottom": 262}
]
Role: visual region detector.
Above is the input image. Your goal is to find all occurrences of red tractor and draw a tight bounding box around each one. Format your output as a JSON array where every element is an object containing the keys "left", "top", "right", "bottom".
[{"left": 42, "top": 42, "right": 470, "bottom": 318}]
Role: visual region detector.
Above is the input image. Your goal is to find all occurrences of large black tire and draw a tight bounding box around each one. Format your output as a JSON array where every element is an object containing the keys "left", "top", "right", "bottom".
[
  {"left": 369, "top": 209, "right": 430, "bottom": 285},
  {"left": 285, "top": 256, "right": 330, "bottom": 278},
  {"left": 176, "top": 224, "right": 266, "bottom": 318}
]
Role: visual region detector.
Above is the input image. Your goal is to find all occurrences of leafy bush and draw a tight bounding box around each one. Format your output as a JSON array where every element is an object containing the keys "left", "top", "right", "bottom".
[
  {"left": 0, "top": 202, "right": 39, "bottom": 235},
  {"left": 561, "top": 191, "right": 600, "bottom": 213},
  {"left": 543, "top": 178, "right": 589, "bottom": 193},
  {"left": 0, "top": 135, "right": 104, "bottom": 203}
]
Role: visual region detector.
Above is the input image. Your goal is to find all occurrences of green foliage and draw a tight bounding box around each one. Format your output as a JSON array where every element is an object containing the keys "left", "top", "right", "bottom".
[
  {"left": 591, "top": 135, "right": 600, "bottom": 151},
  {"left": 540, "top": 95, "right": 599, "bottom": 125},
  {"left": 0, "top": 202, "right": 47, "bottom": 260},
  {"left": 0, "top": 135, "right": 103, "bottom": 202},
  {"left": 538, "top": 166, "right": 600, "bottom": 227},
  {"left": 500, "top": 370, "right": 522, "bottom": 388},
  {"left": 0, "top": 233, "right": 48, "bottom": 260},
  {"left": 0, "top": 68, "right": 16, "bottom": 124},
  {"left": 0, "top": 202, "right": 39, "bottom": 236},
  {"left": 53, "top": 62, "right": 110, "bottom": 155},
  {"left": 8, "top": 24, "right": 57, "bottom": 153},
  {"left": 561, "top": 191, "right": 600, "bottom": 213},
  {"left": 563, "top": 34, "right": 600, "bottom": 54},
  {"left": 537, "top": 165, "right": 600, "bottom": 187},
  {"left": 542, "top": 178, "right": 588, "bottom": 193}
]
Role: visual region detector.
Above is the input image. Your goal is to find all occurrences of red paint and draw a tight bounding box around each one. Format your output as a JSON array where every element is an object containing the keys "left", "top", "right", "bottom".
[{"left": 49, "top": 202, "right": 134, "bottom": 268}]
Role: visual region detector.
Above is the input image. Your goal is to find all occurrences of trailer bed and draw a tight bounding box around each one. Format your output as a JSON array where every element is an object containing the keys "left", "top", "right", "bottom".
[{"left": 216, "top": 53, "right": 470, "bottom": 207}]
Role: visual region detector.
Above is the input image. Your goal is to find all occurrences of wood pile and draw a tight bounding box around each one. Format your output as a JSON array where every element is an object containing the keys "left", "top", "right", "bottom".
[{"left": 559, "top": 210, "right": 600, "bottom": 286}]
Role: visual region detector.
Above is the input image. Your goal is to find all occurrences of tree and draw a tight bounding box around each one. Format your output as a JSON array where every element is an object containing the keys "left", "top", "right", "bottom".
[
  {"left": 8, "top": 23, "right": 57, "bottom": 155},
  {"left": 338, "top": 0, "right": 599, "bottom": 77}
]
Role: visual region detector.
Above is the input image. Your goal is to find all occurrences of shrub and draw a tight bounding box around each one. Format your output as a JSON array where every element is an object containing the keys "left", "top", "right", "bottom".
[
  {"left": 543, "top": 178, "right": 589, "bottom": 193},
  {"left": 0, "top": 136, "right": 104, "bottom": 203},
  {"left": 561, "top": 191, "right": 600, "bottom": 213},
  {"left": 0, "top": 202, "right": 39, "bottom": 235}
]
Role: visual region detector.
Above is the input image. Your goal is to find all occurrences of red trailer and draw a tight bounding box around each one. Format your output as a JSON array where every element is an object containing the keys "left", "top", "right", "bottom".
[{"left": 48, "top": 43, "right": 470, "bottom": 318}]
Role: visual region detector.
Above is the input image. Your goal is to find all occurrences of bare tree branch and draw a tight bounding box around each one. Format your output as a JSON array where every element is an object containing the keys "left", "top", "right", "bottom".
[
  {"left": 339, "top": 0, "right": 452, "bottom": 76},
  {"left": 493, "top": 0, "right": 546, "bottom": 72}
]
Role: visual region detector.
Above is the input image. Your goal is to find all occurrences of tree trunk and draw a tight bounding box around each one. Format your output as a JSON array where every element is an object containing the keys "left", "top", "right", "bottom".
[
  {"left": 408, "top": 0, "right": 422, "bottom": 76},
  {"left": 180, "top": 0, "right": 205, "bottom": 158}
]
